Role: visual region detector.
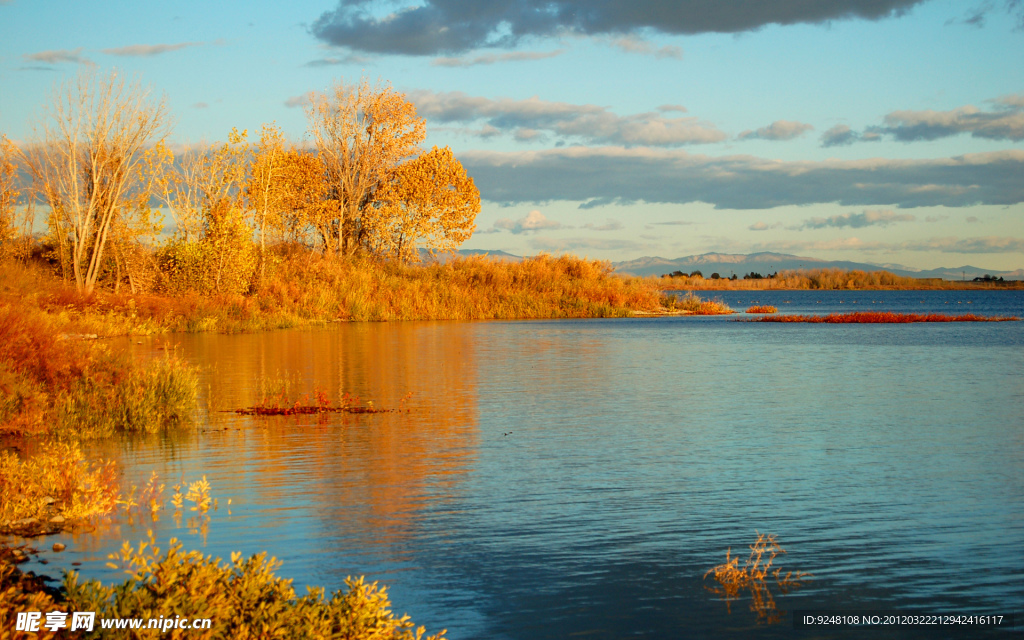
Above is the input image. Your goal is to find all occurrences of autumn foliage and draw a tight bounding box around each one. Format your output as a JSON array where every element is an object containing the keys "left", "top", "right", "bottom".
[{"left": 7, "top": 74, "right": 480, "bottom": 298}]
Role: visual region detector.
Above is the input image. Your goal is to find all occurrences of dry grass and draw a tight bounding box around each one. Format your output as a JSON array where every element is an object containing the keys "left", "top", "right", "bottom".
[
  {"left": 0, "top": 301, "right": 196, "bottom": 438},
  {"left": 745, "top": 305, "right": 777, "bottom": 314},
  {"left": 234, "top": 386, "right": 395, "bottom": 416},
  {"left": 749, "top": 311, "right": 1019, "bottom": 323},
  {"left": 704, "top": 532, "right": 812, "bottom": 625},
  {"left": 669, "top": 292, "right": 734, "bottom": 315},
  {"left": 2, "top": 252, "right": 671, "bottom": 334}
]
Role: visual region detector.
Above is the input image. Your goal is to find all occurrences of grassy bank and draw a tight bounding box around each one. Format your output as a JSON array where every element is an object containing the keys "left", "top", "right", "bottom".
[
  {"left": 0, "top": 301, "right": 196, "bottom": 438},
  {"left": 2, "top": 252, "right": 683, "bottom": 336},
  {"left": 658, "top": 268, "right": 1024, "bottom": 291}
]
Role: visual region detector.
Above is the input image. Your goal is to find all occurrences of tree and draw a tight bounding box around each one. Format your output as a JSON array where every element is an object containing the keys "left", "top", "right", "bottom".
[
  {"left": 306, "top": 79, "right": 479, "bottom": 260},
  {"left": 372, "top": 145, "right": 479, "bottom": 261},
  {"left": 246, "top": 124, "right": 288, "bottom": 279},
  {"left": 0, "top": 134, "right": 22, "bottom": 257},
  {"left": 156, "top": 129, "right": 255, "bottom": 295},
  {"left": 307, "top": 79, "right": 425, "bottom": 256},
  {"left": 26, "top": 70, "right": 170, "bottom": 293}
]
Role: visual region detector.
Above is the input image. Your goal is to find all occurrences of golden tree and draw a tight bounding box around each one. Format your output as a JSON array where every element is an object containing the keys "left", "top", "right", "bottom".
[
  {"left": 305, "top": 79, "right": 479, "bottom": 260},
  {"left": 246, "top": 124, "right": 288, "bottom": 279},
  {"left": 26, "top": 70, "right": 170, "bottom": 293},
  {"left": 0, "top": 134, "right": 22, "bottom": 256},
  {"left": 154, "top": 129, "right": 256, "bottom": 295},
  {"left": 277, "top": 148, "right": 327, "bottom": 247},
  {"left": 374, "top": 145, "right": 479, "bottom": 261}
]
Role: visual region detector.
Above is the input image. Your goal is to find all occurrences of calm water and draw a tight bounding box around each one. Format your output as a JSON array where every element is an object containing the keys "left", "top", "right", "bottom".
[{"left": 28, "top": 290, "right": 1024, "bottom": 638}]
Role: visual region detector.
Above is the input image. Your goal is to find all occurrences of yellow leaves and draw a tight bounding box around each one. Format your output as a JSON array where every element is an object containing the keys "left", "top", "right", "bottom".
[
  {"left": 184, "top": 476, "right": 212, "bottom": 513},
  {"left": 0, "top": 134, "right": 21, "bottom": 251},
  {"left": 371, "top": 145, "right": 480, "bottom": 261},
  {"left": 307, "top": 78, "right": 429, "bottom": 254},
  {"left": 64, "top": 538, "right": 446, "bottom": 640}
]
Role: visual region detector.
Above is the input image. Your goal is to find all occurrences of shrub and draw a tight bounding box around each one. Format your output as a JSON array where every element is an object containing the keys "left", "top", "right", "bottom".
[
  {"left": 0, "top": 441, "right": 120, "bottom": 525},
  {"left": 0, "top": 303, "right": 197, "bottom": 437},
  {"left": 704, "top": 533, "right": 811, "bottom": 625},
  {"left": 60, "top": 533, "right": 446, "bottom": 640},
  {"left": 673, "top": 292, "right": 734, "bottom": 315}
]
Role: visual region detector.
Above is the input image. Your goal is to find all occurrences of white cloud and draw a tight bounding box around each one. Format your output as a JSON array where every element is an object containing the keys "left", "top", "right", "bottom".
[
  {"left": 738, "top": 120, "right": 813, "bottom": 141},
  {"left": 493, "top": 210, "right": 563, "bottom": 233},
  {"left": 101, "top": 42, "right": 203, "bottom": 57},
  {"left": 606, "top": 35, "right": 683, "bottom": 59},
  {"left": 23, "top": 48, "right": 92, "bottom": 65},
  {"left": 432, "top": 49, "right": 565, "bottom": 66},
  {"left": 408, "top": 90, "right": 727, "bottom": 146},
  {"left": 581, "top": 218, "right": 624, "bottom": 231},
  {"left": 799, "top": 209, "right": 915, "bottom": 229}
]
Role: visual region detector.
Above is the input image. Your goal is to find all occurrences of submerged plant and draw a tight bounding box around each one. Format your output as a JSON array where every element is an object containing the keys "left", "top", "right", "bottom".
[
  {"left": 704, "top": 532, "right": 812, "bottom": 625},
  {"left": 237, "top": 385, "right": 392, "bottom": 416}
]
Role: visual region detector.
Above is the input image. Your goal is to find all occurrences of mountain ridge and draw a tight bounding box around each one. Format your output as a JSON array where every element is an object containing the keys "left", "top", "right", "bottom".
[{"left": 439, "top": 249, "right": 1022, "bottom": 280}]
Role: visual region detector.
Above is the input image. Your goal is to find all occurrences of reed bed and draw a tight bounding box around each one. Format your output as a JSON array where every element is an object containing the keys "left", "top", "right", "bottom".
[
  {"left": 0, "top": 303, "right": 197, "bottom": 438},
  {"left": 748, "top": 311, "right": 1019, "bottom": 323},
  {"left": 671, "top": 292, "right": 734, "bottom": 315},
  {"left": 2, "top": 253, "right": 672, "bottom": 334},
  {"left": 745, "top": 305, "right": 777, "bottom": 314}
]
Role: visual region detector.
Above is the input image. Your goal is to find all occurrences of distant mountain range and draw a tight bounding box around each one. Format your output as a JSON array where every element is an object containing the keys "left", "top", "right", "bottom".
[
  {"left": 611, "top": 252, "right": 1024, "bottom": 280},
  {"left": 435, "top": 249, "right": 1022, "bottom": 280}
]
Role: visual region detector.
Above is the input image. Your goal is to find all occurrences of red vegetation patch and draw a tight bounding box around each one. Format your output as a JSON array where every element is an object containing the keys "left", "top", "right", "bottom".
[
  {"left": 745, "top": 305, "right": 778, "bottom": 314},
  {"left": 749, "top": 311, "right": 1018, "bottom": 323},
  {"left": 232, "top": 389, "right": 400, "bottom": 416}
]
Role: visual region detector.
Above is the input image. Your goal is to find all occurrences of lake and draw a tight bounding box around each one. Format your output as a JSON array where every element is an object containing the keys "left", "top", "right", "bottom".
[{"left": 30, "top": 290, "right": 1024, "bottom": 638}]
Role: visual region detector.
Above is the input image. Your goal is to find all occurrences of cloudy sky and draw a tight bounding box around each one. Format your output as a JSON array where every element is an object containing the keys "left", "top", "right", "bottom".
[{"left": 1, "top": 0, "right": 1022, "bottom": 270}]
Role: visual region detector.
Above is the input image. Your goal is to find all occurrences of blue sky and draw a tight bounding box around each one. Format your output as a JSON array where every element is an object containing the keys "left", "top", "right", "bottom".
[{"left": 1, "top": 0, "right": 1022, "bottom": 270}]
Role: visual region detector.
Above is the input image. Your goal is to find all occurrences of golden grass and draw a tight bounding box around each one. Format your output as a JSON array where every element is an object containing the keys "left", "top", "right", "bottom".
[
  {"left": 704, "top": 532, "right": 812, "bottom": 625},
  {"left": 669, "top": 291, "right": 734, "bottom": 315},
  {"left": 2, "top": 252, "right": 676, "bottom": 334},
  {"left": 0, "top": 301, "right": 197, "bottom": 438},
  {"left": 745, "top": 305, "right": 777, "bottom": 314}
]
